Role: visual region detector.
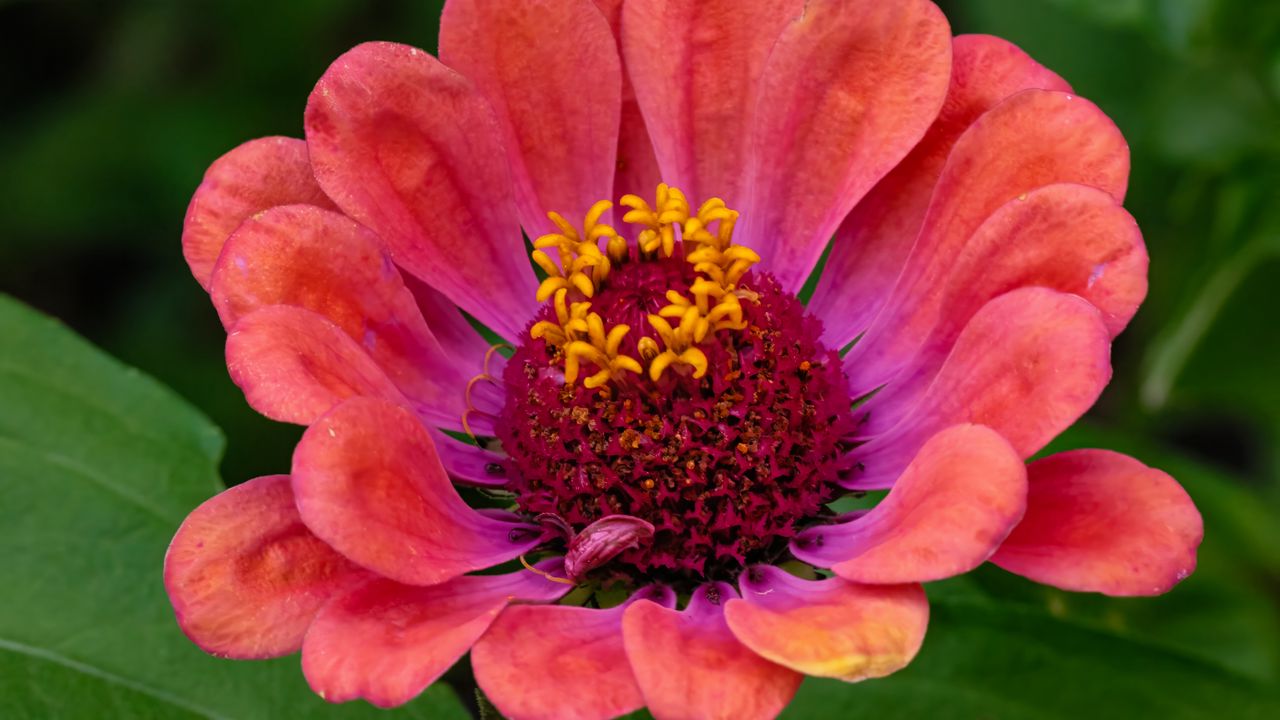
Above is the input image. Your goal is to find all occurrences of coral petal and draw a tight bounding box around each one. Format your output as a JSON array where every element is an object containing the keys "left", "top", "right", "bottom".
[
  {"left": 794, "top": 425, "right": 1026, "bottom": 583},
  {"left": 473, "top": 586, "right": 676, "bottom": 720},
  {"left": 854, "top": 183, "right": 1146, "bottom": 432},
  {"left": 623, "top": 583, "right": 802, "bottom": 720},
  {"left": 725, "top": 566, "right": 928, "bottom": 681},
  {"left": 431, "top": 430, "right": 510, "bottom": 488},
  {"left": 210, "top": 204, "right": 468, "bottom": 424},
  {"left": 226, "top": 306, "right": 409, "bottom": 425},
  {"left": 302, "top": 563, "right": 570, "bottom": 708},
  {"left": 621, "top": 0, "right": 804, "bottom": 208},
  {"left": 291, "top": 398, "right": 540, "bottom": 585},
  {"left": 740, "top": 0, "right": 952, "bottom": 291},
  {"left": 850, "top": 287, "right": 1112, "bottom": 488},
  {"left": 441, "top": 0, "right": 621, "bottom": 235},
  {"left": 402, "top": 273, "right": 491, "bottom": 374},
  {"left": 845, "top": 88, "right": 1129, "bottom": 391},
  {"left": 305, "top": 42, "right": 536, "bottom": 340},
  {"left": 164, "top": 475, "right": 366, "bottom": 659},
  {"left": 810, "top": 35, "right": 1070, "bottom": 346},
  {"left": 182, "top": 136, "right": 335, "bottom": 291},
  {"left": 992, "top": 450, "right": 1203, "bottom": 596},
  {"left": 593, "top": 0, "right": 662, "bottom": 199}
]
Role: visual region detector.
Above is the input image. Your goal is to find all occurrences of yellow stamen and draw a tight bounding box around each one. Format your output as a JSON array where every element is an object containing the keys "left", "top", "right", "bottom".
[
  {"left": 519, "top": 555, "right": 577, "bottom": 585},
  {"left": 529, "top": 183, "right": 761, "bottom": 388},
  {"left": 621, "top": 183, "right": 690, "bottom": 258}
]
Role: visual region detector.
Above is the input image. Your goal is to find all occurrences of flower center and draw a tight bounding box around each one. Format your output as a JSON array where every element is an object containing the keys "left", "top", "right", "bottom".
[{"left": 490, "top": 185, "right": 858, "bottom": 586}]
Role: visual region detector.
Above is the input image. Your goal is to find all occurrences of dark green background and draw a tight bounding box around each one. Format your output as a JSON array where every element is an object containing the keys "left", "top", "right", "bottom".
[{"left": 1, "top": 0, "right": 1277, "bottom": 717}]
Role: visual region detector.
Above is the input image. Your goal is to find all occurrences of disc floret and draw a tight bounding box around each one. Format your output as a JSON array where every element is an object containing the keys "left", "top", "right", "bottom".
[{"left": 493, "top": 185, "right": 858, "bottom": 585}]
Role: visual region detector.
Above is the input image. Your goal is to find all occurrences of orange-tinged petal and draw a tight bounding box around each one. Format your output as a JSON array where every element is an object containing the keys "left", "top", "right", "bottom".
[
  {"left": 305, "top": 41, "right": 536, "bottom": 340},
  {"left": 591, "top": 0, "right": 663, "bottom": 200},
  {"left": 725, "top": 566, "right": 928, "bottom": 681},
  {"left": 164, "top": 475, "right": 367, "bottom": 659},
  {"left": 794, "top": 425, "right": 1026, "bottom": 583},
  {"left": 855, "top": 183, "right": 1146, "bottom": 432},
  {"left": 623, "top": 583, "right": 802, "bottom": 720},
  {"left": 810, "top": 34, "right": 1070, "bottom": 347},
  {"left": 992, "top": 450, "right": 1203, "bottom": 596},
  {"left": 301, "top": 562, "right": 570, "bottom": 708},
  {"left": 182, "top": 136, "right": 335, "bottom": 291},
  {"left": 740, "top": 0, "right": 952, "bottom": 291},
  {"left": 844, "top": 87, "right": 1130, "bottom": 392},
  {"left": 621, "top": 0, "right": 803, "bottom": 209},
  {"left": 848, "top": 287, "right": 1112, "bottom": 489},
  {"left": 210, "top": 204, "right": 469, "bottom": 424},
  {"left": 473, "top": 586, "right": 676, "bottom": 720},
  {"left": 225, "top": 306, "right": 410, "bottom": 426},
  {"left": 290, "top": 398, "right": 540, "bottom": 585},
  {"left": 440, "top": 0, "right": 621, "bottom": 235}
]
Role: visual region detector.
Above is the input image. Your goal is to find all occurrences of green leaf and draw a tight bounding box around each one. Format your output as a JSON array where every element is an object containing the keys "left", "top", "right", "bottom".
[
  {"left": 0, "top": 295, "right": 468, "bottom": 719},
  {"left": 784, "top": 599, "right": 1280, "bottom": 720}
]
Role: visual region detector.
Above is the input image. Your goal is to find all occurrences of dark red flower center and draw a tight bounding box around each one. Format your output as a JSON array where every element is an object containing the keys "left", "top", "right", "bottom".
[{"left": 496, "top": 252, "right": 858, "bottom": 585}]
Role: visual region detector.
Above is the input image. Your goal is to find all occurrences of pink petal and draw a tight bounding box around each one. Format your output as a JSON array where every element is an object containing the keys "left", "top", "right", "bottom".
[
  {"left": 440, "top": 0, "right": 620, "bottom": 234},
  {"left": 301, "top": 562, "right": 571, "bottom": 708},
  {"left": 739, "top": 0, "right": 952, "bottom": 291},
  {"left": 845, "top": 88, "right": 1130, "bottom": 390},
  {"left": 210, "top": 204, "right": 469, "bottom": 424},
  {"left": 473, "top": 585, "right": 676, "bottom": 720},
  {"left": 614, "top": 92, "right": 664, "bottom": 202},
  {"left": 226, "top": 306, "right": 410, "bottom": 426},
  {"left": 849, "top": 287, "right": 1112, "bottom": 489},
  {"left": 852, "top": 183, "right": 1146, "bottom": 433},
  {"left": 793, "top": 424, "right": 1026, "bottom": 583},
  {"left": 809, "top": 35, "right": 1070, "bottom": 346},
  {"left": 164, "top": 475, "right": 367, "bottom": 659},
  {"left": 621, "top": 0, "right": 804, "bottom": 208},
  {"left": 592, "top": 0, "right": 662, "bottom": 199},
  {"left": 305, "top": 41, "right": 536, "bottom": 340},
  {"left": 431, "top": 430, "right": 510, "bottom": 488},
  {"left": 402, "top": 273, "right": 492, "bottom": 376},
  {"left": 992, "top": 450, "right": 1203, "bottom": 596},
  {"left": 182, "top": 136, "right": 335, "bottom": 291},
  {"left": 623, "top": 583, "right": 803, "bottom": 720},
  {"left": 290, "top": 398, "right": 540, "bottom": 585},
  {"left": 724, "top": 566, "right": 929, "bottom": 681}
]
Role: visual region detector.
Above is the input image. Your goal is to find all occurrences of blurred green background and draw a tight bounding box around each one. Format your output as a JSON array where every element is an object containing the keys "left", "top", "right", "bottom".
[{"left": 1, "top": 0, "right": 1278, "bottom": 717}]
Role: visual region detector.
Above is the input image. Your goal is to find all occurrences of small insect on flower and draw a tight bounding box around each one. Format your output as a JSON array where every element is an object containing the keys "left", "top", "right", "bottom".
[{"left": 167, "top": 1, "right": 1202, "bottom": 719}]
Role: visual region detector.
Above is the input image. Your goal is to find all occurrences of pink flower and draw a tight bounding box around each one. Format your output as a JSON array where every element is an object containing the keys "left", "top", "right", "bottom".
[{"left": 166, "top": 1, "right": 1203, "bottom": 718}]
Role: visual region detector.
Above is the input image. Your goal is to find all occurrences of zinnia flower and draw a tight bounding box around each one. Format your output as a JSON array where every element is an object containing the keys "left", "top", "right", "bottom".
[{"left": 165, "top": 1, "right": 1204, "bottom": 718}]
